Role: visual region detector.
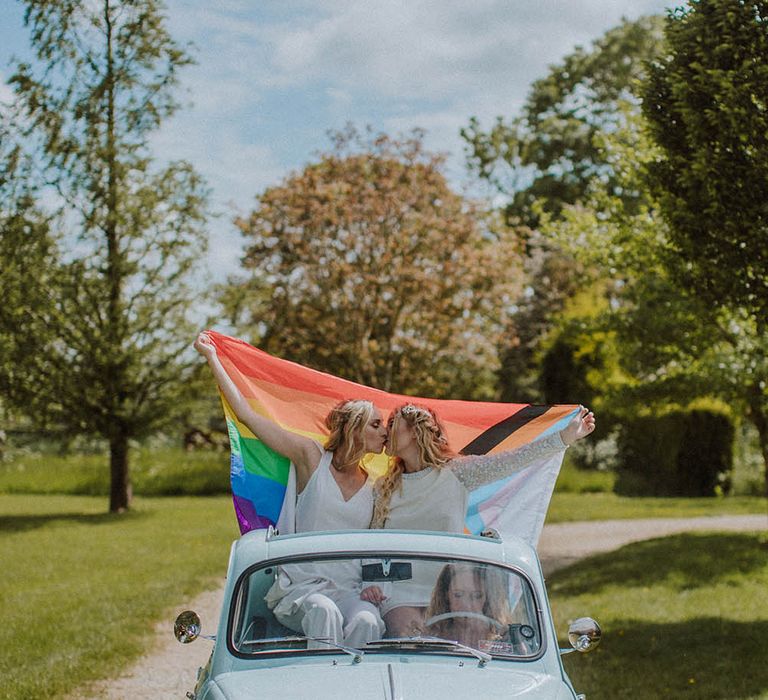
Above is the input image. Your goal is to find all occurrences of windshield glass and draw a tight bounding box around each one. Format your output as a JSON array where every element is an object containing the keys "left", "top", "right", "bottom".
[{"left": 230, "top": 554, "right": 542, "bottom": 659}]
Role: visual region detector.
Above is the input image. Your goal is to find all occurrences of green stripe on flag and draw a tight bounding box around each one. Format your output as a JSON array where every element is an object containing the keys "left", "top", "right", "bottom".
[
  {"left": 226, "top": 418, "right": 242, "bottom": 458},
  {"left": 240, "top": 435, "right": 291, "bottom": 485}
]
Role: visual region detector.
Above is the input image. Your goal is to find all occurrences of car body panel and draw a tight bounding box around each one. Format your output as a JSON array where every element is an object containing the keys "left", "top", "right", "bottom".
[{"left": 189, "top": 529, "right": 582, "bottom": 700}]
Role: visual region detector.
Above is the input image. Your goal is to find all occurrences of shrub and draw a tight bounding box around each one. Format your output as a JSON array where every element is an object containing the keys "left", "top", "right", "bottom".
[{"left": 615, "top": 409, "right": 734, "bottom": 496}]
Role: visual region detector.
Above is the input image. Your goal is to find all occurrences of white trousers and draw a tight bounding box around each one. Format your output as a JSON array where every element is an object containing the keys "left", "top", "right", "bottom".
[{"left": 275, "top": 590, "right": 384, "bottom": 649}]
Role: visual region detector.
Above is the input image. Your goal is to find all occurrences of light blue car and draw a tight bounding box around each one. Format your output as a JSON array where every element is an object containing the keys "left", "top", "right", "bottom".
[{"left": 176, "top": 528, "right": 600, "bottom": 699}]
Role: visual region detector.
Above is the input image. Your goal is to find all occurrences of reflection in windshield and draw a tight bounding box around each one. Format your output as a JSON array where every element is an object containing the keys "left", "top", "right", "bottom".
[
  {"left": 231, "top": 556, "right": 541, "bottom": 658},
  {"left": 425, "top": 563, "right": 514, "bottom": 652}
]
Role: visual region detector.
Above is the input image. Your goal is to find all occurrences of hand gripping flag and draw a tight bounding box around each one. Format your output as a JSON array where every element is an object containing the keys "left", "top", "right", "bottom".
[{"left": 207, "top": 331, "right": 578, "bottom": 546}]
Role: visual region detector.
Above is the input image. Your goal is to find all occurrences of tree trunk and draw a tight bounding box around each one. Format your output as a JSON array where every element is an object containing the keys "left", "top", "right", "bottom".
[
  {"left": 109, "top": 430, "right": 131, "bottom": 512},
  {"left": 754, "top": 410, "right": 768, "bottom": 501},
  {"left": 103, "top": 0, "right": 129, "bottom": 515},
  {"left": 746, "top": 383, "right": 768, "bottom": 501}
]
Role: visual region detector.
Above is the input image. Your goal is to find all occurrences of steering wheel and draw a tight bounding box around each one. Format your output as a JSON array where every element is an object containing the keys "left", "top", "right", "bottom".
[{"left": 424, "top": 611, "right": 506, "bottom": 631}]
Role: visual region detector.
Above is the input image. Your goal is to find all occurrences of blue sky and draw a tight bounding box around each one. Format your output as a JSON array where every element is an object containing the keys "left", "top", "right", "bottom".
[{"left": 0, "top": 0, "right": 673, "bottom": 279}]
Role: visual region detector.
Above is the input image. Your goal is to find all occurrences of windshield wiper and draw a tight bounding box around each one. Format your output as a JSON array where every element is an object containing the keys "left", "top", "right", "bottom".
[
  {"left": 363, "top": 636, "right": 491, "bottom": 665},
  {"left": 242, "top": 635, "right": 363, "bottom": 662}
]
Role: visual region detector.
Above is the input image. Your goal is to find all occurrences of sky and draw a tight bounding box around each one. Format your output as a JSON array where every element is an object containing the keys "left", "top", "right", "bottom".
[{"left": 0, "top": 0, "right": 673, "bottom": 280}]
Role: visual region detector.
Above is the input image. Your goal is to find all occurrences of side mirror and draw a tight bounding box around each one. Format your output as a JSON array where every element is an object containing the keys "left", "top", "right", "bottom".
[
  {"left": 174, "top": 610, "right": 201, "bottom": 644},
  {"left": 567, "top": 617, "right": 601, "bottom": 653}
]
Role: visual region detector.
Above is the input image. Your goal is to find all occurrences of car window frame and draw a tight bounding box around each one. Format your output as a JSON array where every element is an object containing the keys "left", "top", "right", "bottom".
[{"left": 226, "top": 548, "right": 548, "bottom": 662}]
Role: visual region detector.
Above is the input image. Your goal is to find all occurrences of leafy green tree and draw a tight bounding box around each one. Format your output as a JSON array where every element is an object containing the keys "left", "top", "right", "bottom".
[
  {"left": 461, "top": 17, "right": 665, "bottom": 402},
  {"left": 223, "top": 126, "right": 521, "bottom": 400},
  {"left": 462, "top": 15, "right": 665, "bottom": 228},
  {"left": 496, "top": 234, "right": 582, "bottom": 403},
  {"left": 642, "top": 0, "right": 768, "bottom": 323},
  {"left": 546, "top": 114, "right": 768, "bottom": 496},
  {"left": 641, "top": 0, "right": 768, "bottom": 495},
  {"left": 0, "top": 0, "right": 209, "bottom": 512}
]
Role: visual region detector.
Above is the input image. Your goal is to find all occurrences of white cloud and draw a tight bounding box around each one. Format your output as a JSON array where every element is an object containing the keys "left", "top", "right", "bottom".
[
  {"left": 252, "top": 0, "right": 669, "bottom": 100},
  {"left": 152, "top": 109, "right": 285, "bottom": 210},
  {"left": 0, "top": 74, "right": 14, "bottom": 106},
  {"left": 1, "top": 0, "right": 670, "bottom": 282}
]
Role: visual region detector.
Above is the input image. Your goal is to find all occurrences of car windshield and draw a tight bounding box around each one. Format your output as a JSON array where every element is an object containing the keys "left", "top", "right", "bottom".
[{"left": 230, "top": 554, "right": 542, "bottom": 659}]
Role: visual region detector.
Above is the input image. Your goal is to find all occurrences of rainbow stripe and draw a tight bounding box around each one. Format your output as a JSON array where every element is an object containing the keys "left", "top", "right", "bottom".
[{"left": 208, "top": 331, "right": 577, "bottom": 539}]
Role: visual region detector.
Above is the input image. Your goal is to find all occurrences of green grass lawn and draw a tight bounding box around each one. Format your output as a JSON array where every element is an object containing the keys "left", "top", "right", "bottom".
[
  {"left": 0, "top": 447, "right": 230, "bottom": 496},
  {"left": 547, "top": 492, "right": 767, "bottom": 523},
  {"left": 2, "top": 448, "right": 765, "bottom": 524},
  {"left": 0, "top": 494, "right": 239, "bottom": 700},
  {"left": 552, "top": 531, "right": 768, "bottom": 699},
  {"left": 1, "top": 470, "right": 765, "bottom": 699}
]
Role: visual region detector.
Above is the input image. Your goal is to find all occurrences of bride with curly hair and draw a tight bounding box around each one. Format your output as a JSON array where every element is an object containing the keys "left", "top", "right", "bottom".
[{"left": 362, "top": 402, "right": 595, "bottom": 637}]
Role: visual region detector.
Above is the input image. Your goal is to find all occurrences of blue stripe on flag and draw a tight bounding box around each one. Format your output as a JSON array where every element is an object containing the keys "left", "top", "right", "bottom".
[
  {"left": 230, "top": 471, "right": 286, "bottom": 525},
  {"left": 467, "top": 474, "right": 514, "bottom": 518},
  {"left": 230, "top": 451, "right": 245, "bottom": 478},
  {"left": 539, "top": 408, "right": 579, "bottom": 438},
  {"left": 466, "top": 474, "right": 514, "bottom": 533}
]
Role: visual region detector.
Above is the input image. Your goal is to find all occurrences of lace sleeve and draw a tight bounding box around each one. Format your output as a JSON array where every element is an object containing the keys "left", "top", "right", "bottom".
[{"left": 450, "top": 432, "right": 567, "bottom": 491}]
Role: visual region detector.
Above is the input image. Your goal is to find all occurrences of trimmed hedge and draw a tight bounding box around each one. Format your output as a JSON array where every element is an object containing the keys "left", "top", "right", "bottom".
[{"left": 615, "top": 409, "right": 734, "bottom": 496}]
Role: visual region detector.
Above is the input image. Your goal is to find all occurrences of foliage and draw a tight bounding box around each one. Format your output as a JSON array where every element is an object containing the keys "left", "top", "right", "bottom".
[
  {"left": 546, "top": 108, "right": 768, "bottom": 497},
  {"left": 495, "top": 232, "right": 583, "bottom": 403},
  {"left": 461, "top": 16, "right": 664, "bottom": 403},
  {"left": 537, "top": 282, "right": 627, "bottom": 409},
  {"left": 462, "top": 15, "right": 665, "bottom": 228},
  {"left": 615, "top": 409, "right": 735, "bottom": 497},
  {"left": 0, "top": 494, "right": 237, "bottom": 700},
  {"left": 553, "top": 453, "right": 616, "bottom": 494},
  {"left": 733, "top": 422, "right": 768, "bottom": 496},
  {"left": 224, "top": 125, "right": 521, "bottom": 399},
  {"left": 554, "top": 533, "right": 768, "bottom": 699},
  {"left": 0, "top": 0, "right": 209, "bottom": 511},
  {"left": 643, "top": 0, "right": 768, "bottom": 323},
  {"left": 641, "top": 0, "right": 768, "bottom": 495}
]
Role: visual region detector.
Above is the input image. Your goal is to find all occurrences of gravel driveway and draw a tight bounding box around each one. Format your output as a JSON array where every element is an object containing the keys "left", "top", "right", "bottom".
[{"left": 71, "top": 513, "right": 767, "bottom": 700}]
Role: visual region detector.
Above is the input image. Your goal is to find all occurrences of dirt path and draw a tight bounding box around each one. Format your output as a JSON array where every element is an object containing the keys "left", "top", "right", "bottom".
[
  {"left": 537, "top": 513, "right": 767, "bottom": 575},
  {"left": 72, "top": 513, "right": 767, "bottom": 699}
]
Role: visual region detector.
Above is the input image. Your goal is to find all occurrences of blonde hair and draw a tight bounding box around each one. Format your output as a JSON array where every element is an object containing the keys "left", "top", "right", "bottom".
[
  {"left": 425, "top": 563, "right": 512, "bottom": 640},
  {"left": 370, "top": 403, "right": 453, "bottom": 527},
  {"left": 324, "top": 399, "right": 377, "bottom": 470}
]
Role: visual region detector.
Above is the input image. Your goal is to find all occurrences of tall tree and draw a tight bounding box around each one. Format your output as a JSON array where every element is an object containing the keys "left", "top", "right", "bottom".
[
  {"left": 223, "top": 126, "right": 521, "bottom": 400},
  {"left": 0, "top": 0, "right": 209, "bottom": 512},
  {"left": 641, "top": 0, "right": 768, "bottom": 495},
  {"left": 642, "top": 0, "right": 768, "bottom": 323},
  {"left": 461, "top": 17, "right": 665, "bottom": 402},
  {"left": 546, "top": 114, "right": 768, "bottom": 497},
  {"left": 462, "top": 15, "right": 665, "bottom": 228}
]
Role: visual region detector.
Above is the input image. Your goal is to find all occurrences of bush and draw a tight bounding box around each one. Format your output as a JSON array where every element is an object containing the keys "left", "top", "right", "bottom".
[{"left": 615, "top": 409, "right": 734, "bottom": 496}]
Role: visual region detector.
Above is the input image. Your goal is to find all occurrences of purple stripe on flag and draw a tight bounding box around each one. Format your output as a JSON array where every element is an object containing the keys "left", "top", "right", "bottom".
[{"left": 233, "top": 494, "right": 274, "bottom": 534}]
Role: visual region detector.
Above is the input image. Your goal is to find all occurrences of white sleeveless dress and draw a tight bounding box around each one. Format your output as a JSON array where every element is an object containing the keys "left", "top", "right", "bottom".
[
  {"left": 376, "top": 432, "right": 567, "bottom": 615},
  {"left": 266, "top": 450, "right": 375, "bottom": 613}
]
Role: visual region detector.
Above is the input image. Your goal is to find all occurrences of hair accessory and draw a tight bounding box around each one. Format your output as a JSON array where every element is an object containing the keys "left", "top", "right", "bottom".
[{"left": 400, "top": 404, "right": 431, "bottom": 418}]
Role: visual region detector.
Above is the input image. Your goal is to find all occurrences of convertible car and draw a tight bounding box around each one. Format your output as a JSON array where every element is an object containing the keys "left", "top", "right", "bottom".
[{"left": 175, "top": 528, "right": 600, "bottom": 699}]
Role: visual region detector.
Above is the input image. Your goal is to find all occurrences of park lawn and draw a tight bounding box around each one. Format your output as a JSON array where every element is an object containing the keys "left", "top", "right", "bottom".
[
  {"left": 0, "top": 447, "right": 230, "bottom": 496},
  {"left": 0, "top": 494, "right": 239, "bottom": 700},
  {"left": 552, "top": 531, "right": 768, "bottom": 700},
  {"left": 547, "top": 492, "right": 767, "bottom": 523},
  {"left": 1, "top": 491, "right": 766, "bottom": 700},
  {"left": 2, "top": 448, "right": 766, "bottom": 524}
]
